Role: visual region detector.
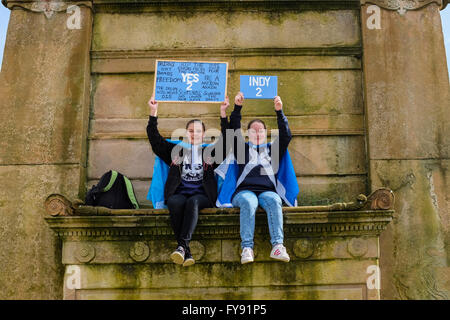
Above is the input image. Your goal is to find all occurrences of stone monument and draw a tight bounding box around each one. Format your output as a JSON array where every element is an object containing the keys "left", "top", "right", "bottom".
[{"left": 0, "top": 0, "right": 448, "bottom": 299}]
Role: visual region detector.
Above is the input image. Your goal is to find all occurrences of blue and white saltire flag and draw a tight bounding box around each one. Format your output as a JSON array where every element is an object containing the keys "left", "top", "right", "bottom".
[{"left": 214, "top": 143, "right": 299, "bottom": 208}]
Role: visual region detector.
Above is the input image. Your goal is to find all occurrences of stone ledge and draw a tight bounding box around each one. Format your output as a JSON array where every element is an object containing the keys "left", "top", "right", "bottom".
[
  {"left": 44, "top": 189, "right": 394, "bottom": 264},
  {"left": 45, "top": 209, "right": 393, "bottom": 238},
  {"left": 44, "top": 188, "right": 395, "bottom": 217}
]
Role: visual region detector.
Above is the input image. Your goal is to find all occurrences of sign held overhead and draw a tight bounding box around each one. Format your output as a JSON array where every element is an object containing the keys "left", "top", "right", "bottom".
[
  {"left": 154, "top": 60, "right": 228, "bottom": 103},
  {"left": 239, "top": 75, "right": 278, "bottom": 99}
]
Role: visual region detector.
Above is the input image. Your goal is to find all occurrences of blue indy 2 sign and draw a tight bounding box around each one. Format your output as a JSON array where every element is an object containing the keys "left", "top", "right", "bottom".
[{"left": 239, "top": 75, "right": 278, "bottom": 99}]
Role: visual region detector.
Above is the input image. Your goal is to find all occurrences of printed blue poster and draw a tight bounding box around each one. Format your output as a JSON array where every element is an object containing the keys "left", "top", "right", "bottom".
[
  {"left": 154, "top": 60, "right": 228, "bottom": 103},
  {"left": 240, "top": 75, "right": 278, "bottom": 99}
]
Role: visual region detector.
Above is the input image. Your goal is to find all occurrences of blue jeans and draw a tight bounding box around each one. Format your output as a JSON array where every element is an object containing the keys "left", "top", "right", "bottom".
[{"left": 232, "top": 190, "right": 284, "bottom": 249}]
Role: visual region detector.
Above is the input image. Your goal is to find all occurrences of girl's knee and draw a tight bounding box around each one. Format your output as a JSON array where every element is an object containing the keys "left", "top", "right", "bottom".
[
  {"left": 185, "top": 196, "right": 202, "bottom": 211},
  {"left": 233, "top": 191, "right": 258, "bottom": 210},
  {"left": 167, "top": 194, "right": 186, "bottom": 207},
  {"left": 259, "top": 192, "right": 282, "bottom": 207},
  {"left": 241, "top": 200, "right": 258, "bottom": 212},
  {"left": 235, "top": 195, "right": 258, "bottom": 212}
]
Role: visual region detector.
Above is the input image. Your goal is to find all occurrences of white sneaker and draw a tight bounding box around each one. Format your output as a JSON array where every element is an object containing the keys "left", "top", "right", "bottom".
[
  {"left": 241, "top": 247, "right": 254, "bottom": 264},
  {"left": 270, "top": 244, "right": 290, "bottom": 262}
]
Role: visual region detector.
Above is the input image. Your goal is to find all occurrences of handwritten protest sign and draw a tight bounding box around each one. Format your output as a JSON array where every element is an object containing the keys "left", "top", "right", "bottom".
[
  {"left": 153, "top": 60, "right": 228, "bottom": 103},
  {"left": 239, "top": 75, "right": 278, "bottom": 99}
]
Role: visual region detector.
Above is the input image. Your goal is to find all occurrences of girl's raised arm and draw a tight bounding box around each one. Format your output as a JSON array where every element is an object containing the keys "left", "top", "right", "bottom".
[{"left": 146, "top": 94, "right": 176, "bottom": 165}]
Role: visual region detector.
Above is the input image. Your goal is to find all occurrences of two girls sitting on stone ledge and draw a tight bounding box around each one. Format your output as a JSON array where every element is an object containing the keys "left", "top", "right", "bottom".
[{"left": 146, "top": 92, "right": 298, "bottom": 266}]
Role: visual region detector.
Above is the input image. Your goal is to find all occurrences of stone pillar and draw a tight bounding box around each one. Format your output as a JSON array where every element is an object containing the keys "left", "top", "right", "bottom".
[
  {"left": 0, "top": 0, "right": 92, "bottom": 299},
  {"left": 360, "top": 0, "right": 450, "bottom": 299}
]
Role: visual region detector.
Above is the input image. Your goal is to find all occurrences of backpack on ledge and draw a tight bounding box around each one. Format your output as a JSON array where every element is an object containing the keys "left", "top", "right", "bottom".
[{"left": 85, "top": 170, "right": 139, "bottom": 209}]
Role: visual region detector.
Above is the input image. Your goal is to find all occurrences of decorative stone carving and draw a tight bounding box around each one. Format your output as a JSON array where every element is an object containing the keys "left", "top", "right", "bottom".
[
  {"left": 360, "top": 0, "right": 446, "bottom": 15},
  {"left": 366, "top": 188, "right": 395, "bottom": 210},
  {"left": 31, "top": 1, "right": 65, "bottom": 18},
  {"left": 293, "top": 239, "right": 315, "bottom": 259},
  {"left": 347, "top": 238, "right": 368, "bottom": 257},
  {"left": 129, "top": 242, "right": 150, "bottom": 262},
  {"left": 44, "top": 194, "right": 74, "bottom": 216},
  {"left": 75, "top": 244, "right": 95, "bottom": 263},
  {"left": 5, "top": 0, "right": 93, "bottom": 19},
  {"left": 326, "top": 188, "right": 394, "bottom": 211},
  {"left": 190, "top": 241, "right": 206, "bottom": 261},
  {"left": 327, "top": 194, "right": 368, "bottom": 211}
]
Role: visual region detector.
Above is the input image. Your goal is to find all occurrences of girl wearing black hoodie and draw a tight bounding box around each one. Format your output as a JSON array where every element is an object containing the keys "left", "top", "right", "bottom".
[{"left": 147, "top": 94, "right": 230, "bottom": 266}]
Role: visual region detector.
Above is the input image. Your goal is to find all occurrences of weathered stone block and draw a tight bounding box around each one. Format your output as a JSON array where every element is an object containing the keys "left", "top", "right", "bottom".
[
  {"left": 0, "top": 8, "right": 92, "bottom": 165},
  {"left": 92, "top": 70, "right": 363, "bottom": 119},
  {"left": 362, "top": 4, "right": 449, "bottom": 160},
  {"left": 91, "top": 52, "right": 362, "bottom": 74},
  {"left": 87, "top": 136, "right": 366, "bottom": 180},
  {"left": 0, "top": 165, "right": 83, "bottom": 299},
  {"left": 370, "top": 159, "right": 449, "bottom": 299},
  {"left": 298, "top": 175, "right": 367, "bottom": 205},
  {"left": 92, "top": 10, "right": 360, "bottom": 51}
]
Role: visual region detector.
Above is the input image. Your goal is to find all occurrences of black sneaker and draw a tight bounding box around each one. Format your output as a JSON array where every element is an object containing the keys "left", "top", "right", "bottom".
[
  {"left": 170, "top": 246, "right": 185, "bottom": 265},
  {"left": 183, "top": 250, "right": 195, "bottom": 267}
]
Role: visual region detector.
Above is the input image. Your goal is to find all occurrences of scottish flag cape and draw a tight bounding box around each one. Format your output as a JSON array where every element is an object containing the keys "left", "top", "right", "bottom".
[
  {"left": 147, "top": 140, "right": 215, "bottom": 209},
  {"left": 214, "top": 142, "right": 299, "bottom": 208}
]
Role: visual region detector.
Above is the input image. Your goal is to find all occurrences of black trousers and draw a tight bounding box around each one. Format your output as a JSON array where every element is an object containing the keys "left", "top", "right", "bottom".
[{"left": 166, "top": 193, "right": 211, "bottom": 251}]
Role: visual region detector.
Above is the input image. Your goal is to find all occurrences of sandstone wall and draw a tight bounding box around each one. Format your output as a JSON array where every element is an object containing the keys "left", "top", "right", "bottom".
[
  {"left": 88, "top": 4, "right": 367, "bottom": 207},
  {"left": 0, "top": 3, "right": 93, "bottom": 299}
]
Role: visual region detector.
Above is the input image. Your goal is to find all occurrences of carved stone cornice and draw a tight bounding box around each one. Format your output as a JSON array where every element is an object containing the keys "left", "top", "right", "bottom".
[
  {"left": 47, "top": 210, "right": 392, "bottom": 264},
  {"left": 3, "top": 0, "right": 446, "bottom": 12},
  {"left": 45, "top": 190, "right": 393, "bottom": 265},
  {"left": 45, "top": 189, "right": 394, "bottom": 242},
  {"left": 44, "top": 188, "right": 395, "bottom": 217},
  {"left": 2, "top": 0, "right": 93, "bottom": 18},
  {"left": 46, "top": 210, "right": 394, "bottom": 240},
  {"left": 360, "top": 0, "right": 447, "bottom": 15},
  {"left": 2, "top": 0, "right": 363, "bottom": 13},
  {"left": 91, "top": 0, "right": 362, "bottom": 12}
]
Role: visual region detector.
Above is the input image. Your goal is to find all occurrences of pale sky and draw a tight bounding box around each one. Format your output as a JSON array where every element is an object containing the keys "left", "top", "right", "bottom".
[
  {"left": 0, "top": 5, "right": 9, "bottom": 70},
  {"left": 0, "top": 5, "right": 449, "bottom": 75}
]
